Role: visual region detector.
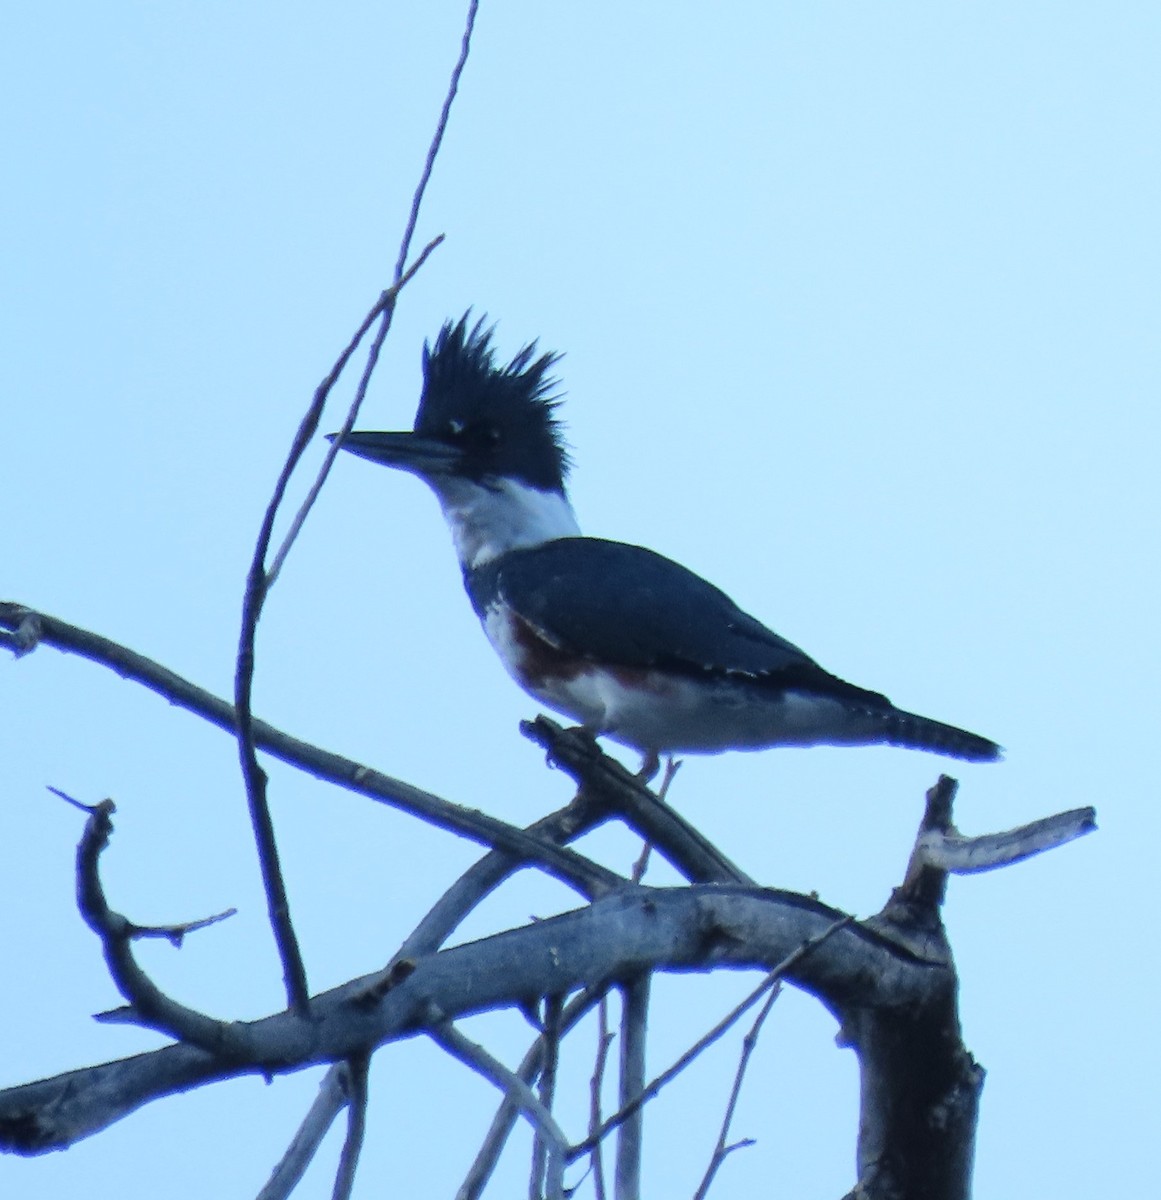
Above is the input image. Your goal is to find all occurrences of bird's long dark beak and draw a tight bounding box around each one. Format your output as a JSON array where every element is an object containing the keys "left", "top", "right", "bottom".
[{"left": 328, "top": 430, "right": 462, "bottom": 478}]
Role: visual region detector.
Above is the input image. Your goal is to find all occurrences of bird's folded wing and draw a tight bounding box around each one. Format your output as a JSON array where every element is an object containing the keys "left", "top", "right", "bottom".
[{"left": 485, "top": 537, "right": 832, "bottom": 684}]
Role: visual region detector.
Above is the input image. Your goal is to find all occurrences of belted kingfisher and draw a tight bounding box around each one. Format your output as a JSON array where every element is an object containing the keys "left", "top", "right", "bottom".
[{"left": 334, "top": 315, "right": 1000, "bottom": 771}]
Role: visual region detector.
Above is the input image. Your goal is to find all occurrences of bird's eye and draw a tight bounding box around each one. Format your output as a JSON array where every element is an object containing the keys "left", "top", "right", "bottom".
[{"left": 446, "top": 418, "right": 501, "bottom": 448}]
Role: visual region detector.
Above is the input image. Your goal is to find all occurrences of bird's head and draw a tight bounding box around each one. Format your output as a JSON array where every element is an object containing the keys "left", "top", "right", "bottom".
[{"left": 331, "top": 313, "right": 569, "bottom": 495}]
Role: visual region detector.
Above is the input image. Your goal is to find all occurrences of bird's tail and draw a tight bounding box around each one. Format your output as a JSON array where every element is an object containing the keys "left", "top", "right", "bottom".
[{"left": 875, "top": 706, "right": 1002, "bottom": 763}]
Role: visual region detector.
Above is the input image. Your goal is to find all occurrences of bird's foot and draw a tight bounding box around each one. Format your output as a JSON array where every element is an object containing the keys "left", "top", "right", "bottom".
[{"left": 656, "top": 755, "right": 682, "bottom": 802}]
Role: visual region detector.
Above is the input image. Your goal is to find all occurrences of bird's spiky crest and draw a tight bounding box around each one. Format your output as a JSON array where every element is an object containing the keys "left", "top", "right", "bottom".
[{"left": 416, "top": 313, "right": 570, "bottom": 492}]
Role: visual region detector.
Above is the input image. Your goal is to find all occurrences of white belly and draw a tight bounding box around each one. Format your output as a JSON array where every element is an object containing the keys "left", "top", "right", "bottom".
[
  {"left": 541, "top": 667, "right": 860, "bottom": 755},
  {"left": 482, "top": 603, "right": 856, "bottom": 754}
]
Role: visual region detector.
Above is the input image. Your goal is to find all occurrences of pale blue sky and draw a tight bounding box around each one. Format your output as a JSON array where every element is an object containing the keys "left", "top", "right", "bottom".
[{"left": 3, "top": 4, "right": 1158, "bottom": 1197}]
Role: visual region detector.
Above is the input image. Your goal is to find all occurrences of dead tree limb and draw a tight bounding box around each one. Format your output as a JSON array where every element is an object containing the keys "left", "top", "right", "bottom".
[
  {"left": 835, "top": 777, "right": 1095, "bottom": 1200},
  {"left": 0, "top": 772, "right": 1092, "bottom": 1177},
  {"left": 0, "top": 885, "right": 919, "bottom": 1152},
  {"left": 0, "top": 603, "right": 618, "bottom": 897}
]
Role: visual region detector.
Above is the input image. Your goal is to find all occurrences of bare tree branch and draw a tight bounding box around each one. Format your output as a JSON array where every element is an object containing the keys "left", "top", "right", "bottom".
[
  {"left": 0, "top": 766, "right": 1094, "bottom": 1200},
  {"left": 569, "top": 917, "right": 852, "bottom": 1164},
  {"left": 840, "top": 777, "right": 990, "bottom": 1200},
  {"left": 431, "top": 1014, "right": 569, "bottom": 1200},
  {"left": 530, "top": 995, "right": 564, "bottom": 1200},
  {"left": 120, "top": 907, "right": 237, "bottom": 948},
  {"left": 627, "top": 757, "right": 682, "bottom": 883},
  {"left": 396, "top": 791, "right": 613, "bottom": 960},
  {"left": 331, "top": 1055, "right": 370, "bottom": 1200},
  {"left": 264, "top": 0, "right": 480, "bottom": 591},
  {"left": 454, "top": 988, "right": 603, "bottom": 1200},
  {"left": 1, "top": 887, "right": 892, "bottom": 1152},
  {"left": 393, "top": 0, "right": 479, "bottom": 282},
  {"left": 231, "top": 0, "right": 481, "bottom": 1018},
  {"left": 71, "top": 797, "right": 251, "bottom": 1054},
  {"left": 588, "top": 995, "right": 614, "bottom": 1200},
  {"left": 233, "top": 639, "right": 310, "bottom": 1013},
  {"left": 905, "top": 780, "right": 1095, "bottom": 883},
  {"left": 691, "top": 981, "right": 780, "bottom": 1200},
  {"left": 456, "top": 1040, "right": 548, "bottom": 1200},
  {"left": 266, "top": 231, "right": 444, "bottom": 586},
  {"left": 614, "top": 975, "right": 649, "bottom": 1200},
  {"left": 0, "top": 604, "right": 620, "bottom": 898},
  {"left": 521, "top": 717, "right": 753, "bottom": 886},
  {"left": 256, "top": 1069, "right": 349, "bottom": 1200}
]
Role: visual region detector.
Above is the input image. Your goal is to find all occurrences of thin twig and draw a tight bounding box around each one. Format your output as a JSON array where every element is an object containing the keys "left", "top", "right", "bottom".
[
  {"left": 628, "top": 758, "right": 681, "bottom": 883},
  {"left": 256, "top": 1069, "right": 349, "bottom": 1200},
  {"left": 455, "top": 988, "right": 604, "bottom": 1200},
  {"left": 530, "top": 995, "right": 563, "bottom": 1200},
  {"left": 243, "top": 0, "right": 473, "bottom": 605},
  {"left": 123, "top": 907, "right": 237, "bottom": 948},
  {"left": 265, "top": 0, "right": 480, "bottom": 588},
  {"left": 629, "top": 841, "right": 652, "bottom": 884},
  {"left": 230, "top": 0, "right": 481, "bottom": 1018},
  {"left": 236, "top": 527, "right": 310, "bottom": 1013},
  {"left": 46, "top": 784, "right": 100, "bottom": 813},
  {"left": 568, "top": 916, "right": 853, "bottom": 1164},
  {"left": 456, "top": 1052, "right": 548, "bottom": 1200},
  {"left": 589, "top": 994, "right": 614, "bottom": 1200},
  {"left": 397, "top": 790, "right": 611, "bottom": 958},
  {"left": 52, "top": 792, "right": 237, "bottom": 946},
  {"left": 432, "top": 1015, "right": 569, "bottom": 1200},
  {"left": 691, "top": 981, "right": 781, "bottom": 1199},
  {"left": 331, "top": 1055, "right": 370, "bottom": 1200},
  {"left": 3, "top": 604, "right": 619, "bottom": 898},
  {"left": 72, "top": 797, "right": 251, "bottom": 1053},
  {"left": 265, "top": 233, "right": 443, "bottom": 586},
  {"left": 394, "top": 0, "right": 479, "bottom": 281}
]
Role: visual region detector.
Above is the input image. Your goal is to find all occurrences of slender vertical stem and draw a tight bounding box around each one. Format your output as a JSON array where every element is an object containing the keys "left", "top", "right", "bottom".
[
  {"left": 393, "top": 0, "right": 480, "bottom": 282},
  {"left": 331, "top": 1056, "right": 370, "bottom": 1200},
  {"left": 530, "top": 995, "right": 563, "bottom": 1199},
  {"left": 589, "top": 995, "right": 614, "bottom": 1200},
  {"left": 615, "top": 976, "right": 650, "bottom": 1200},
  {"left": 230, "top": 0, "right": 482, "bottom": 1017}
]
